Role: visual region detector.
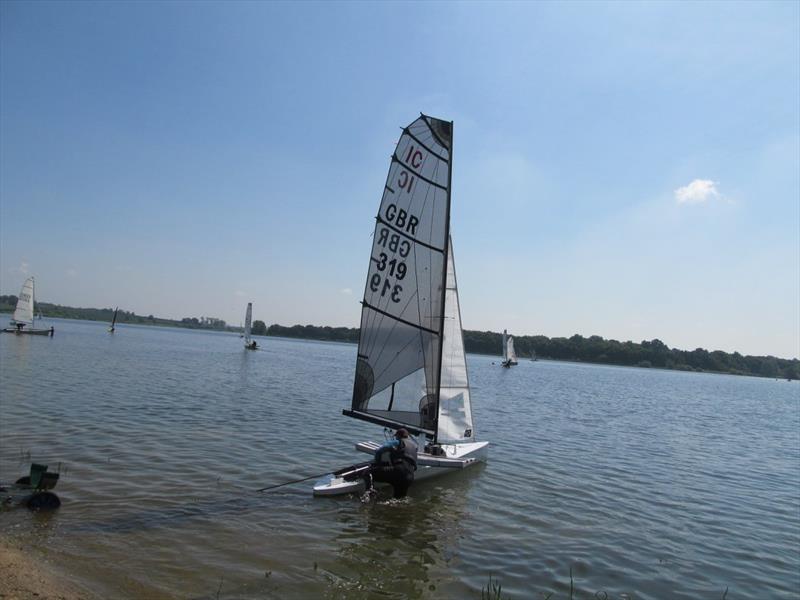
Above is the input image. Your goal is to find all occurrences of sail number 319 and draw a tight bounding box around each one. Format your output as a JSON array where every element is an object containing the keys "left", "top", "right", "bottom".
[{"left": 370, "top": 252, "right": 406, "bottom": 302}]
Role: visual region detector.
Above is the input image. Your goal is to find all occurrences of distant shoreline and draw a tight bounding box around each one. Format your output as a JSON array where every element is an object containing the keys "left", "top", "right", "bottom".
[{"left": 1, "top": 302, "right": 796, "bottom": 380}]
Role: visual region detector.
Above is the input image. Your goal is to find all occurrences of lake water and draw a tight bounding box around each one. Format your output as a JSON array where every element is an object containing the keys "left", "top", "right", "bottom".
[{"left": 1, "top": 318, "right": 798, "bottom": 599}]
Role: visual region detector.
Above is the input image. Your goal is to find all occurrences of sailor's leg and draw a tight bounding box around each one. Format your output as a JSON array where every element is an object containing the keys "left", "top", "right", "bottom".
[{"left": 391, "top": 467, "right": 414, "bottom": 498}]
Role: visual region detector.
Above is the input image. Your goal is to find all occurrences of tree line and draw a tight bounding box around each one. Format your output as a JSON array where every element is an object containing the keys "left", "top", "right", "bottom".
[
  {"left": 0, "top": 296, "right": 233, "bottom": 332},
  {"left": 462, "top": 331, "right": 798, "bottom": 380},
  {"left": 1, "top": 295, "right": 796, "bottom": 379},
  {"left": 257, "top": 324, "right": 798, "bottom": 380}
]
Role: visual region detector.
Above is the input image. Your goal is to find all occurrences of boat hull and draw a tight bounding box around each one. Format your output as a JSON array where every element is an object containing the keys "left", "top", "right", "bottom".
[
  {"left": 2, "top": 327, "right": 53, "bottom": 336},
  {"left": 312, "top": 440, "right": 489, "bottom": 496}
]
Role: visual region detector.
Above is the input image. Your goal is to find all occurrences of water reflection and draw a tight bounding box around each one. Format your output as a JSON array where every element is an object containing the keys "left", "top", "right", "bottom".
[{"left": 322, "top": 467, "right": 483, "bottom": 599}]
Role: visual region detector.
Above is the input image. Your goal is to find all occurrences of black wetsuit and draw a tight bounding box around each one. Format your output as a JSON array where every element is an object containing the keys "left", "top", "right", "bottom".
[{"left": 370, "top": 437, "right": 418, "bottom": 498}]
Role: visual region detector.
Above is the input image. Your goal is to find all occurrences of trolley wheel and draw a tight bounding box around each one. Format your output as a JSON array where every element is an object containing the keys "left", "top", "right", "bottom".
[{"left": 26, "top": 492, "right": 60, "bottom": 510}]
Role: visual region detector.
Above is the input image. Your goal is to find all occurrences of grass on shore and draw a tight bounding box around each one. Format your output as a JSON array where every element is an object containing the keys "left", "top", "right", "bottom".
[{"left": 481, "top": 569, "right": 731, "bottom": 599}]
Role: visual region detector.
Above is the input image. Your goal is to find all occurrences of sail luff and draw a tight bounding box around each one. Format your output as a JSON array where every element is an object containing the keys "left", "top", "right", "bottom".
[{"left": 432, "top": 118, "right": 454, "bottom": 445}]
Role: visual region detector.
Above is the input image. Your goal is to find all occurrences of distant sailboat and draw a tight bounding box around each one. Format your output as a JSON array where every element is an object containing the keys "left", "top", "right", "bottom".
[
  {"left": 108, "top": 307, "right": 119, "bottom": 333},
  {"left": 501, "top": 329, "right": 518, "bottom": 367},
  {"left": 530, "top": 348, "right": 537, "bottom": 362},
  {"left": 244, "top": 302, "right": 257, "bottom": 350},
  {"left": 2, "top": 277, "right": 54, "bottom": 336},
  {"left": 313, "top": 113, "right": 489, "bottom": 496}
]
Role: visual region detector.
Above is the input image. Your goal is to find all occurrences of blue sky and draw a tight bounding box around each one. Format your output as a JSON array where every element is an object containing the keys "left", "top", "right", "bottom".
[{"left": 1, "top": 1, "right": 798, "bottom": 358}]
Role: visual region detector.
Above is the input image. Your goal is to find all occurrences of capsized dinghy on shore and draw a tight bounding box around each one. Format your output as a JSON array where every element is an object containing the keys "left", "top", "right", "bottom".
[{"left": 314, "top": 114, "right": 489, "bottom": 496}]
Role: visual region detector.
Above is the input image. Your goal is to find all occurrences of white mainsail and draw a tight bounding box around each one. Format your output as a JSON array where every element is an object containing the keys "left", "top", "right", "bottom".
[
  {"left": 437, "top": 237, "right": 475, "bottom": 442},
  {"left": 507, "top": 336, "right": 517, "bottom": 364},
  {"left": 348, "top": 114, "right": 455, "bottom": 439},
  {"left": 13, "top": 277, "right": 35, "bottom": 324},
  {"left": 244, "top": 302, "right": 253, "bottom": 344}
]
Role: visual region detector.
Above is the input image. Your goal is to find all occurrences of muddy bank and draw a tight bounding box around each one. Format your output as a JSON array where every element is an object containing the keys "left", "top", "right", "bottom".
[{"left": 0, "top": 537, "right": 97, "bottom": 600}]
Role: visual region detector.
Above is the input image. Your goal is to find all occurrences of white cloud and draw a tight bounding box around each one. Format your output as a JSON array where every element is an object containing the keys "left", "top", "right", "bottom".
[
  {"left": 340, "top": 288, "right": 353, "bottom": 295},
  {"left": 234, "top": 290, "right": 246, "bottom": 297},
  {"left": 18, "top": 261, "right": 29, "bottom": 274},
  {"left": 65, "top": 268, "right": 78, "bottom": 277},
  {"left": 674, "top": 179, "right": 721, "bottom": 204}
]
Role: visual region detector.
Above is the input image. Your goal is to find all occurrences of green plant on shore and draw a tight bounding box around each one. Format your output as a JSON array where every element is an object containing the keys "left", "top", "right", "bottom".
[{"left": 482, "top": 575, "right": 506, "bottom": 600}]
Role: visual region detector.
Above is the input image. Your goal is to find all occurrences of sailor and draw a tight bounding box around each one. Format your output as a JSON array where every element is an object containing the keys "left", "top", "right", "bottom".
[{"left": 366, "top": 428, "right": 418, "bottom": 499}]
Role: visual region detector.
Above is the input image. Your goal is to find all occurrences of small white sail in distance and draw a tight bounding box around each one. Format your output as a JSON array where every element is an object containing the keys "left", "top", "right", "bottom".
[
  {"left": 13, "top": 277, "right": 35, "bottom": 325},
  {"left": 507, "top": 335, "right": 517, "bottom": 364},
  {"left": 244, "top": 302, "right": 253, "bottom": 345}
]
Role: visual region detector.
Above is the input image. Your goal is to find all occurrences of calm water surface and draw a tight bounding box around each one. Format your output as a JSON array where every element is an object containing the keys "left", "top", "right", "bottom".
[{"left": 1, "top": 318, "right": 798, "bottom": 599}]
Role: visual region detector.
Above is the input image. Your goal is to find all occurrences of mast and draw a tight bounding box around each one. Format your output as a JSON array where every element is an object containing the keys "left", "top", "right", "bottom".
[{"left": 432, "top": 118, "right": 454, "bottom": 445}]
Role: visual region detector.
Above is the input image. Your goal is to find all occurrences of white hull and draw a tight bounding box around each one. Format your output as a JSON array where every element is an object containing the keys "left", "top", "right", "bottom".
[
  {"left": 312, "top": 440, "right": 489, "bottom": 496},
  {"left": 2, "top": 326, "right": 53, "bottom": 336}
]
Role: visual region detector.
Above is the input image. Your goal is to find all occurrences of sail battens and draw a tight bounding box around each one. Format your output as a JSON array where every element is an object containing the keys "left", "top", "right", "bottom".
[
  {"left": 403, "top": 128, "right": 449, "bottom": 163},
  {"left": 374, "top": 216, "right": 445, "bottom": 254},
  {"left": 391, "top": 154, "right": 448, "bottom": 190},
  {"left": 362, "top": 301, "right": 439, "bottom": 336},
  {"left": 350, "top": 115, "right": 453, "bottom": 435}
]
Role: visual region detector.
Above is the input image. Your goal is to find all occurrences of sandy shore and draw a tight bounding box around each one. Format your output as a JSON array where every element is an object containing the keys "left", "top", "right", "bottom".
[{"left": 0, "top": 538, "right": 97, "bottom": 600}]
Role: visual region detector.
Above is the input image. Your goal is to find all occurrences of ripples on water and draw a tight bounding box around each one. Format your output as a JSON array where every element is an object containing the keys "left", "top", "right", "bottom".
[{"left": 1, "top": 318, "right": 798, "bottom": 599}]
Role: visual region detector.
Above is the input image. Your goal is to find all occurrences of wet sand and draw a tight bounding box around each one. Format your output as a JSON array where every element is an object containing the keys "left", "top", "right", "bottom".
[{"left": 0, "top": 537, "right": 96, "bottom": 600}]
